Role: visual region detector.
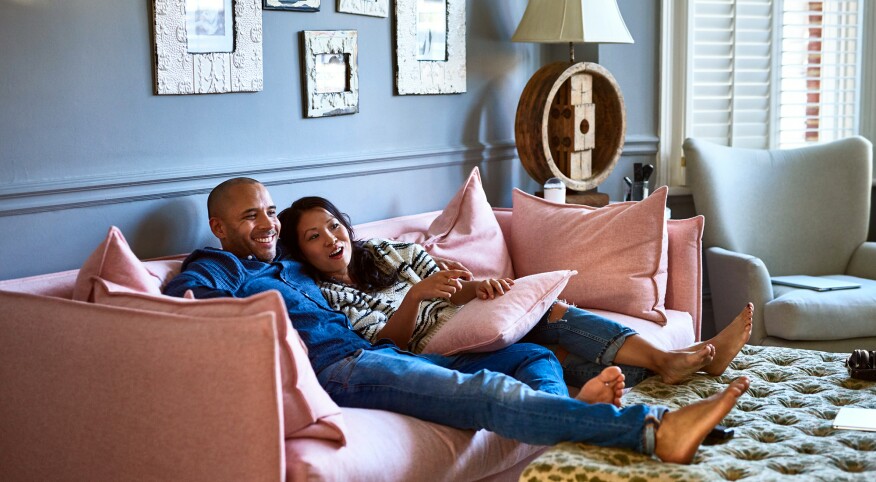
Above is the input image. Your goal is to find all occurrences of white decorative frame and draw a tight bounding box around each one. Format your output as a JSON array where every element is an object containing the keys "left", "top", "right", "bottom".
[
  {"left": 338, "top": 0, "right": 388, "bottom": 18},
  {"left": 152, "top": 0, "right": 263, "bottom": 95},
  {"left": 264, "top": 0, "right": 319, "bottom": 12},
  {"left": 302, "top": 30, "right": 359, "bottom": 118},
  {"left": 394, "top": 0, "right": 465, "bottom": 95}
]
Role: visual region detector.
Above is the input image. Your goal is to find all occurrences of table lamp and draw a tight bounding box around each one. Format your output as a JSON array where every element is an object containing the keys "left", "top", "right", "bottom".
[{"left": 513, "top": 0, "right": 633, "bottom": 206}]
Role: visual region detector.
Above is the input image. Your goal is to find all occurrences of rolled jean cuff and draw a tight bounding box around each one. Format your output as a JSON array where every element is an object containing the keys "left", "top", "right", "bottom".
[
  {"left": 641, "top": 405, "right": 669, "bottom": 455},
  {"left": 598, "top": 328, "right": 636, "bottom": 365}
]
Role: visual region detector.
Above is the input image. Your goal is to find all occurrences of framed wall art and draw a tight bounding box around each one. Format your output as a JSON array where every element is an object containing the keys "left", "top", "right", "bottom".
[
  {"left": 394, "top": 0, "right": 465, "bottom": 95},
  {"left": 301, "top": 30, "right": 359, "bottom": 118},
  {"left": 152, "top": 0, "right": 263, "bottom": 95},
  {"left": 264, "top": 0, "right": 319, "bottom": 11},
  {"left": 337, "top": 0, "right": 388, "bottom": 18}
]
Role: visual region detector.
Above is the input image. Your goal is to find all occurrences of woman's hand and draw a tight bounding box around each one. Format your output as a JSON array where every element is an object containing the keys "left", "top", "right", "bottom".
[
  {"left": 430, "top": 255, "right": 473, "bottom": 280},
  {"left": 475, "top": 278, "right": 515, "bottom": 300},
  {"left": 409, "top": 269, "right": 470, "bottom": 301}
]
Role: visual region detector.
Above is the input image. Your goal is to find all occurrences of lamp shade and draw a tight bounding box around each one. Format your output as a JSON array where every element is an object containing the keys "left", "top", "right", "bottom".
[{"left": 512, "top": 0, "right": 634, "bottom": 44}]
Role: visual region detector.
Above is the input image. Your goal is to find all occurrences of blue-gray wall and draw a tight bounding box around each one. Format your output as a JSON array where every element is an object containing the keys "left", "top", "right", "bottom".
[{"left": 0, "top": 0, "right": 660, "bottom": 281}]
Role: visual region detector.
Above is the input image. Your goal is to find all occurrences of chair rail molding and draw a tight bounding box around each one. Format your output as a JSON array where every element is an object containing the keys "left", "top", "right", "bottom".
[
  {"left": 0, "top": 135, "right": 655, "bottom": 217},
  {"left": 0, "top": 143, "right": 517, "bottom": 217}
]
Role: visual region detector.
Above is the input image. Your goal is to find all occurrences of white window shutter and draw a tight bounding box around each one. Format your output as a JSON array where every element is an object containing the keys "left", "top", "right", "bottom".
[
  {"left": 688, "top": 0, "right": 773, "bottom": 148},
  {"left": 685, "top": 0, "right": 862, "bottom": 149}
]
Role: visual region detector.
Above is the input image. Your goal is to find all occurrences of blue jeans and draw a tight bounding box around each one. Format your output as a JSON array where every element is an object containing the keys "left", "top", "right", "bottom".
[
  {"left": 316, "top": 343, "right": 667, "bottom": 453},
  {"left": 520, "top": 306, "right": 654, "bottom": 387}
]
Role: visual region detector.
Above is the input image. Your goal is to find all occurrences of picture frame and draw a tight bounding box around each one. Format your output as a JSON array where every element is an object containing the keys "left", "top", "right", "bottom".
[
  {"left": 394, "top": 0, "right": 465, "bottom": 95},
  {"left": 152, "top": 0, "right": 263, "bottom": 95},
  {"left": 264, "top": 0, "right": 320, "bottom": 12},
  {"left": 301, "top": 30, "right": 359, "bottom": 118},
  {"left": 337, "top": 0, "right": 388, "bottom": 18}
]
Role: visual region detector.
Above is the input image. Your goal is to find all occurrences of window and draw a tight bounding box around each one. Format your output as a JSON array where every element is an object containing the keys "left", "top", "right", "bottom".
[{"left": 660, "top": 0, "right": 875, "bottom": 187}]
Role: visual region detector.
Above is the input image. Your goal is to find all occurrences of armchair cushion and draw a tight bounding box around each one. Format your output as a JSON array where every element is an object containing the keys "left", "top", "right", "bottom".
[{"left": 764, "top": 275, "right": 876, "bottom": 340}]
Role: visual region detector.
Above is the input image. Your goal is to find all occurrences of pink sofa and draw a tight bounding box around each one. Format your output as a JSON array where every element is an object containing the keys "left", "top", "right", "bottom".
[{"left": 0, "top": 208, "right": 702, "bottom": 482}]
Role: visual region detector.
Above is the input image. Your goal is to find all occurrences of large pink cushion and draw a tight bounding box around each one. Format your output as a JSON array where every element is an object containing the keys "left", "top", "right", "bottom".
[
  {"left": 92, "top": 280, "right": 347, "bottom": 444},
  {"left": 0, "top": 290, "right": 284, "bottom": 481},
  {"left": 422, "top": 270, "right": 576, "bottom": 355},
  {"left": 511, "top": 187, "right": 670, "bottom": 325},
  {"left": 666, "top": 216, "right": 705, "bottom": 340},
  {"left": 72, "top": 226, "right": 163, "bottom": 301},
  {"left": 396, "top": 167, "right": 514, "bottom": 279},
  {"left": 286, "top": 407, "right": 544, "bottom": 482}
]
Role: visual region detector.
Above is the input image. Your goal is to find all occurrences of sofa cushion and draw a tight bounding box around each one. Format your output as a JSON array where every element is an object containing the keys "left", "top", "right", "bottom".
[
  {"left": 422, "top": 270, "right": 576, "bottom": 356},
  {"left": 511, "top": 187, "right": 669, "bottom": 325},
  {"left": 92, "top": 279, "right": 347, "bottom": 444},
  {"left": 0, "top": 290, "right": 284, "bottom": 482},
  {"left": 286, "top": 407, "right": 545, "bottom": 482},
  {"left": 764, "top": 275, "right": 876, "bottom": 340},
  {"left": 395, "top": 167, "right": 514, "bottom": 280},
  {"left": 587, "top": 309, "right": 696, "bottom": 351},
  {"left": 72, "top": 226, "right": 163, "bottom": 301}
]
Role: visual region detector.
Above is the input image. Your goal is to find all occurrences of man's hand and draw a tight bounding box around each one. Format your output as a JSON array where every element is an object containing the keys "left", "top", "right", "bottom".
[
  {"left": 475, "top": 278, "right": 515, "bottom": 300},
  {"left": 431, "top": 255, "right": 473, "bottom": 280}
]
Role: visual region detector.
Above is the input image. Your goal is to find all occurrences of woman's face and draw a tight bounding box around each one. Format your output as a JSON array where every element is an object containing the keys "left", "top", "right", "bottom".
[{"left": 296, "top": 207, "right": 353, "bottom": 280}]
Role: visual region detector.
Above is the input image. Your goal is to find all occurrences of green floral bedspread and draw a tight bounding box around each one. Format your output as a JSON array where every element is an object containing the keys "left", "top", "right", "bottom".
[{"left": 520, "top": 345, "right": 876, "bottom": 481}]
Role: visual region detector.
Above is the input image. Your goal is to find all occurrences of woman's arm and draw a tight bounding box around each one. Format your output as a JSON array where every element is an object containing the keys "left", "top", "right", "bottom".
[{"left": 376, "top": 268, "right": 470, "bottom": 347}]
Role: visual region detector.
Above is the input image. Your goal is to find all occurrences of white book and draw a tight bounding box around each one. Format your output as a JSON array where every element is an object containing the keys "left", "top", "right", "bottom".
[
  {"left": 770, "top": 275, "right": 861, "bottom": 292},
  {"left": 833, "top": 407, "right": 876, "bottom": 431}
]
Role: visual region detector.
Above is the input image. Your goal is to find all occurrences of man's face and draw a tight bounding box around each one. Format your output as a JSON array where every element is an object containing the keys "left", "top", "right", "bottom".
[{"left": 210, "top": 182, "right": 280, "bottom": 262}]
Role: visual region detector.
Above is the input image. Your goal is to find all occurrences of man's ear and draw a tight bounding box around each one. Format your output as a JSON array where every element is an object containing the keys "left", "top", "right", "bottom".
[{"left": 209, "top": 217, "right": 226, "bottom": 240}]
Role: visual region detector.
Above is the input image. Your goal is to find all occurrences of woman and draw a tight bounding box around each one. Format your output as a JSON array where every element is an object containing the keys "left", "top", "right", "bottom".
[{"left": 278, "top": 196, "right": 753, "bottom": 390}]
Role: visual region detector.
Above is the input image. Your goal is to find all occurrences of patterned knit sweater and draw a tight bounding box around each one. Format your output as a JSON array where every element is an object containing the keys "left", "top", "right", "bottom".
[{"left": 318, "top": 239, "right": 461, "bottom": 353}]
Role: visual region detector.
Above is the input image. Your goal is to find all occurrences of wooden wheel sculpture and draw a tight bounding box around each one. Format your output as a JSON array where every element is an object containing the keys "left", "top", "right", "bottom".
[{"left": 515, "top": 61, "right": 626, "bottom": 202}]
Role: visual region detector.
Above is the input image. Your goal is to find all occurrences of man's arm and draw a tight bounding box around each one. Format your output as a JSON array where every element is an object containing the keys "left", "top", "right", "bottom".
[{"left": 163, "top": 249, "right": 240, "bottom": 299}]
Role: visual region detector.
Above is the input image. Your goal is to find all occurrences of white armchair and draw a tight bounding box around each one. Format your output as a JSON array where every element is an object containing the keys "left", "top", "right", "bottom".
[{"left": 685, "top": 136, "right": 876, "bottom": 352}]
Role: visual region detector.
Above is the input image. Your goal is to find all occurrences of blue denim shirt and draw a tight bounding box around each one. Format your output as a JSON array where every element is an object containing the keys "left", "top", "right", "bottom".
[{"left": 163, "top": 247, "right": 373, "bottom": 373}]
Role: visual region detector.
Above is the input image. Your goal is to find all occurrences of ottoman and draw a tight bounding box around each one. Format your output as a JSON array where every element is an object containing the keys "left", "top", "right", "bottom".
[{"left": 520, "top": 345, "right": 876, "bottom": 481}]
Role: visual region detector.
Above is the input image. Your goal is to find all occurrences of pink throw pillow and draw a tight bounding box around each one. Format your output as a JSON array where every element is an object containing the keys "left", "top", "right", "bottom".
[
  {"left": 92, "top": 279, "right": 347, "bottom": 444},
  {"left": 395, "top": 167, "right": 514, "bottom": 280},
  {"left": 422, "top": 270, "right": 576, "bottom": 355},
  {"left": 511, "top": 187, "right": 669, "bottom": 325},
  {"left": 72, "top": 226, "right": 163, "bottom": 301}
]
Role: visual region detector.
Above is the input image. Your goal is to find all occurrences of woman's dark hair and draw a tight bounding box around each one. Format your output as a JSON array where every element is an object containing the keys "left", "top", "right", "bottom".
[{"left": 278, "top": 196, "right": 400, "bottom": 292}]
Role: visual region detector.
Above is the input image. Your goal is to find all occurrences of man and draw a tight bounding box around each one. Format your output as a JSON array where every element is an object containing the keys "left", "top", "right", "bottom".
[{"left": 163, "top": 177, "right": 749, "bottom": 464}]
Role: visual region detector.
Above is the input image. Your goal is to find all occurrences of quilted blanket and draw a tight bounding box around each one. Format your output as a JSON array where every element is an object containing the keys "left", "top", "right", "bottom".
[{"left": 520, "top": 345, "right": 876, "bottom": 481}]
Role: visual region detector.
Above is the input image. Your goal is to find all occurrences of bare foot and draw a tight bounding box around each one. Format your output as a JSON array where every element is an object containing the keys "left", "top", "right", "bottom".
[
  {"left": 654, "top": 376, "right": 750, "bottom": 464},
  {"left": 695, "top": 303, "right": 753, "bottom": 376},
  {"left": 575, "top": 366, "right": 625, "bottom": 407},
  {"left": 658, "top": 345, "right": 715, "bottom": 385}
]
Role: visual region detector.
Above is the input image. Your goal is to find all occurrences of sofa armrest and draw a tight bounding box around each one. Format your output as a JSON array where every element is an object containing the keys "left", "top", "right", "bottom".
[
  {"left": 0, "top": 291, "right": 285, "bottom": 481},
  {"left": 705, "top": 247, "right": 773, "bottom": 344},
  {"left": 665, "top": 217, "right": 705, "bottom": 340},
  {"left": 846, "top": 241, "right": 876, "bottom": 279}
]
